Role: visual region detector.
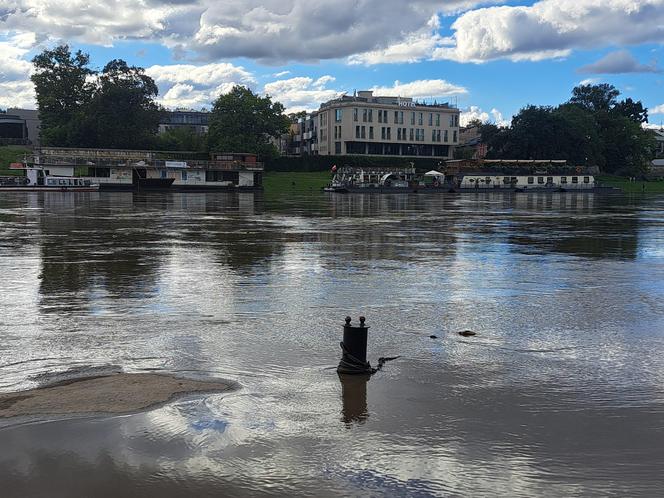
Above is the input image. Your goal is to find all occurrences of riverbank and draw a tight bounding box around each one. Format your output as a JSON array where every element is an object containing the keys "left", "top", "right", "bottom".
[
  {"left": 263, "top": 170, "right": 331, "bottom": 193},
  {"left": 0, "top": 373, "right": 231, "bottom": 418},
  {"left": 0, "top": 146, "right": 29, "bottom": 177},
  {"left": 598, "top": 175, "right": 664, "bottom": 193}
]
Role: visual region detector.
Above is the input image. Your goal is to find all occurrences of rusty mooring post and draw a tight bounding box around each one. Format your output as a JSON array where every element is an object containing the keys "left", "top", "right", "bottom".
[{"left": 337, "top": 316, "right": 372, "bottom": 374}]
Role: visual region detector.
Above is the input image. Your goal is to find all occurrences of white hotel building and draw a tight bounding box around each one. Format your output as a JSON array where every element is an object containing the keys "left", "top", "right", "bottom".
[{"left": 312, "top": 91, "right": 460, "bottom": 159}]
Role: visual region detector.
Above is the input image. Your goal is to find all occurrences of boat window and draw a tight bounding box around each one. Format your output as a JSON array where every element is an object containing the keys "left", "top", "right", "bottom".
[
  {"left": 47, "top": 179, "right": 55, "bottom": 186},
  {"left": 181, "top": 170, "right": 188, "bottom": 181},
  {"left": 538, "top": 177, "right": 544, "bottom": 184},
  {"left": 561, "top": 176, "right": 567, "bottom": 183},
  {"left": 485, "top": 177, "right": 491, "bottom": 183},
  {"left": 584, "top": 176, "right": 590, "bottom": 184},
  {"left": 547, "top": 177, "right": 553, "bottom": 183},
  {"left": 572, "top": 176, "right": 579, "bottom": 183},
  {"left": 528, "top": 177, "right": 534, "bottom": 184},
  {"left": 512, "top": 177, "right": 518, "bottom": 184},
  {"left": 59, "top": 179, "right": 66, "bottom": 185},
  {"left": 161, "top": 170, "right": 167, "bottom": 179}
]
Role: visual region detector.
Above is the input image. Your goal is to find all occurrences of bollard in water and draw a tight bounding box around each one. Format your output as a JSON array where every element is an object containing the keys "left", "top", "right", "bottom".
[{"left": 337, "top": 316, "right": 373, "bottom": 374}]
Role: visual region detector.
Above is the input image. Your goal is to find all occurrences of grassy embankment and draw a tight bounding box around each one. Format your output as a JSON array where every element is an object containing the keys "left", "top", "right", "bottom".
[
  {"left": 0, "top": 146, "right": 29, "bottom": 176},
  {"left": 262, "top": 170, "right": 332, "bottom": 194},
  {"left": 597, "top": 175, "right": 664, "bottom": 193}
]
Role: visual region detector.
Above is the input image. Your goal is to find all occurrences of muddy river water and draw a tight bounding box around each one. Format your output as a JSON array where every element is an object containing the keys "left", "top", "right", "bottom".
[{"left": 1, "top": 190, "right": 663, "bottom": 497}]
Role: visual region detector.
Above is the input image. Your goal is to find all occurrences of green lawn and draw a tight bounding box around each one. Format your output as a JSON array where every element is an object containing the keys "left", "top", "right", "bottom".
[
  {"left": 597, "top": 175, "right": 664, "bottom": 193},
  {"left": 263, "top": 171, "right": 332, "bottom": 193},
  {"left": 0, "top": 146, "right": 29, "bottom": 176}
]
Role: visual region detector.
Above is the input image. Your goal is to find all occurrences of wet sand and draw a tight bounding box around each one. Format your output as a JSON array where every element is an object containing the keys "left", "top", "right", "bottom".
[{"left": 0, "top": 373, "right": 231, "bottom": 418}]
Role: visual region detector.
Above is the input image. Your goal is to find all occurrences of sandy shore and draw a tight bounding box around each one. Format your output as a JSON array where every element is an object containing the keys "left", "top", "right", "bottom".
[{"left": 0, "top": 373, "right": 231, "bottom": 418}]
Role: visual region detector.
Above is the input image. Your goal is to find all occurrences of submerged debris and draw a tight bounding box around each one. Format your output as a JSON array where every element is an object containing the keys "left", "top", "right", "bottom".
[
  {"left": 429, "top": 335, "right": 438, "bottom": 339},
  {"left": 458, "top": 330, "right": 477, "bottom": 337}
]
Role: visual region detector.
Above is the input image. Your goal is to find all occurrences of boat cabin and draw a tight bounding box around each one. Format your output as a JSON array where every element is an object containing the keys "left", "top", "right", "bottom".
[{"left": 460, "top": 174, "right": 595, "bottom": 189}]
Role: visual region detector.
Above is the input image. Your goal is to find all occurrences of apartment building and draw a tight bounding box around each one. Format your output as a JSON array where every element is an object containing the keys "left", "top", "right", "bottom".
[{"left": 315, "top": 91, "right": 460, "bottom": 158}]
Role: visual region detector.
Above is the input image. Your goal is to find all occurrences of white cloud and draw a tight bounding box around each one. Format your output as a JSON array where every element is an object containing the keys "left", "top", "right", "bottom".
[
  {"left": 578, "top": 50, "right": 661, "bottom": 74},
  {"left": 0, "top": 33, "right": 36, "bottom": 108},
  {"left": 369, "top": 79, "right": 468, "bottom": 98},
  {"left": 579, "top": 78, "right": 600, "bottom": 86},
  {"left": 435, "top": 0, "right": 664, "bottom": 63},
  {"left": 145, "top": 62, "right": 255, "bottom": 109},
  {"left": 263, "top": 75, "right": 340, "bottom": 113},
  {"left": 272, "top": 70, "right": 290, "bottom": 78},
  {"left": 461, "top": 105, "right": 510, "bottom": 127},
  {"left": 651, "top": 104, "right": 664, "bottom": 115},
  {"left": 348, "top": 16, "right": 451, "bottom": 65}
]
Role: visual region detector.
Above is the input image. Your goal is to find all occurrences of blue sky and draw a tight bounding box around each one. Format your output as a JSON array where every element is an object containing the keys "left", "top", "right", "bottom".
[{"left": 1, "top": 0, "right": 663, "bottom": 126}]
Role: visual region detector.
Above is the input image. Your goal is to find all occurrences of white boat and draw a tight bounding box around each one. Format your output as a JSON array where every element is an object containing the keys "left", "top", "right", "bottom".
[{"left": 0, "top": 163, "right": 99, "bottom": 191}]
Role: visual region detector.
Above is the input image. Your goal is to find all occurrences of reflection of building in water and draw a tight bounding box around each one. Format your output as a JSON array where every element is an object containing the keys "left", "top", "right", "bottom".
[{"left": 339, "top": 374, "right": 370, "bottom": 426}]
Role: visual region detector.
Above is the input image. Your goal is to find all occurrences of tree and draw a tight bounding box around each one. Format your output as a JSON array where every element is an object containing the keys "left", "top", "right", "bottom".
[
  {"left": 86, "top": 59, "right": 162, "bottom": 149},
  {"left": 31, "top": 45, "right": 95, "bottom": 146},
  {"left": 569, "top": 83, "right": 620, "bottom": 112},
  {"left": 613, "top": 97, "right": 648, "bottom": 124},
  {"left": 155, "top": 126, "right": 208, "bottom": 152},
  {"left": 208, "top": 86, "right": 289, "bottom": 157}
]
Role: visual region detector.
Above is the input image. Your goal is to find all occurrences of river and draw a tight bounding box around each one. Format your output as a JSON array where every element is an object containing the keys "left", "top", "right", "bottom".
[{"left": 1, "top": 190, "right": 663, "bottom": 497}]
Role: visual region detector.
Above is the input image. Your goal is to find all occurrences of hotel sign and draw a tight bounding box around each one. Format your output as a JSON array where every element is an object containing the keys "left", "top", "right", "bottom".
[{"left": 398, "top": 100, "right": 416, "bottom": 108}]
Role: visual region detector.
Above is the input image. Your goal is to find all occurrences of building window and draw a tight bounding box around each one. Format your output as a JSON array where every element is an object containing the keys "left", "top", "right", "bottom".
[
  {"left": 432, "top": 129, "right": 436, "bottom": 141},
  {"left": 436, "top": 130, "right": 441, "bottom": 142},
  {"left": 453, "top": 130, "right": 457, "bottom": 142},
  {"left": 335, "top": 142, "right": 342, "bottom": 154},
  {"left": 381, "top": 127, "right": 386, "bottom": 139},
  {"left": 353, "top": 108, "right": 358, "bottom": 122},
  {"left": 454, "top": 115, "right": 459, "bottom": 126},
  {"left": 449, "top": 115, "right": 455, "bottom": 126},
  {"left": 368, "top": 109, "right": 373, "bottom": 122},
  {"left": 436, "top": 113, "right": 440, "bottom": 126},
  {"left": 335, "top": 109, "right": 343, "bottom": 122},
  {"left": 378, "top": 110, "right": 382, "bottom": 123},
  {"left": 418, "top": 112, "right": 423, "bottom": 125},
  {"left": 383, "top": 110, "right": 389, "bottom": 123},
  {"left": 386, "top": 127, "right": 391, "bottom": 140},
  {"left": 181, "top": 170, "right": 188, "bottom": 181},
  {"left": 429, "top": 113, "right": 433, "bottom": 126},
  {"left": 397, "top": 128, "right": 402, "bottom": 140},
  {"left": 369, "top": 126, "right": 374, "bottom": 139},
  {"left": 410, "top": 128, "right": 414, "bottom": 141},
  {"left": 361, "top": 126, "right": 366, "bottom": 139},
  {"left": 403, "top": 128, "right": 407, "bottom": 141},
  {"left": 356, "top": 125, "right": 360, "bottom": 138},
  {"left": 444, "top": 130, "right": 448, "bottom": 142},
  {"left": 362, "top": 108, "right": 367, "bottom": 122},
  {"left": 411, "top": 112, "right": 415, "bottom": 125}
]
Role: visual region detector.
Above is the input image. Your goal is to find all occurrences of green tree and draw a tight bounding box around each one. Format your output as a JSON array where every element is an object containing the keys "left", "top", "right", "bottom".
[
  {"left": 208, "top": 86, "right": 289, "bottom": 157},
  {"left": 569, "top": 83, "right": 620, "bottom": 112},
  {"left": 156, "top": 126, "right": 208, "bottom": 152},
  {"left": 86, "top": 59, "right": 162, "bottom": 149},
  {"left": 31, "top": 45, "right": 95, "bottom": 146},
  {"left": 613, "top": 97, "right": 648, "bottom": 124}
]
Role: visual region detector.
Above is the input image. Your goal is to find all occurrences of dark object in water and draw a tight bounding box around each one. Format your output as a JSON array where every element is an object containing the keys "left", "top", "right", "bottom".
[
  {"left": 429, "top": 335, "right": 438, "bottom": 339},
  {"left": 337, "top": 317, "right": 399, "bottom": 375},
  {"left": 458, "top": 330, "right": 477, "bottom": 337}
]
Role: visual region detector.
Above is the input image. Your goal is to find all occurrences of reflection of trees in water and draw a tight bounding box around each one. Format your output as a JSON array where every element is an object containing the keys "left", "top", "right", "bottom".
[{"left": 38, "top": 207, "right": 165, "bottom": 312}]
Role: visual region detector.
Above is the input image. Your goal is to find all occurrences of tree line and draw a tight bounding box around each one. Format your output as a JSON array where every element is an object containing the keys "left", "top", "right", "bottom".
[
  {"left": 31, "top": 45, "right": 289, "bottom": 156},
  {"left": 474, "top": 84, "right": 655, "bottom": 175}
]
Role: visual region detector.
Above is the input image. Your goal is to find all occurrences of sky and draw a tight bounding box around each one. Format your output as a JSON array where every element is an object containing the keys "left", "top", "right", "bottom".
[{"left": 1, "top": 0, "right": 664, "bottom": 127}]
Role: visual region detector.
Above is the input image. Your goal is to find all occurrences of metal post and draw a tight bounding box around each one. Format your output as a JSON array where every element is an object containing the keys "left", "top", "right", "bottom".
[{"left": 337, "top": 316, "right": 372, "bottom": 374}]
